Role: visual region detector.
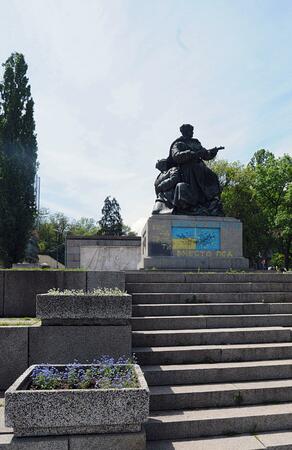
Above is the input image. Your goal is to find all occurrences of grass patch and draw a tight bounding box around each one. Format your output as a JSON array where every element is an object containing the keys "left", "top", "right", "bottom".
[
  {"left": 0, "top": 318, "right": 41, "bottom": 327},
  {"left": 0, "top": 268, "right": 86, "bottom": 271}
]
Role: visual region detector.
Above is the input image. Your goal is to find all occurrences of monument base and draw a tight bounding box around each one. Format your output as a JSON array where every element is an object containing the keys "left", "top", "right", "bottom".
[{"left": 139, "top": 215, "right": 249, "bottom": 270}]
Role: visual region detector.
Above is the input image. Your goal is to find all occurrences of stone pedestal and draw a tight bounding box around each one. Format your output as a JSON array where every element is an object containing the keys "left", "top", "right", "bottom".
[{"left": 139, "top": 215, "right": 249, "bottom": 270}]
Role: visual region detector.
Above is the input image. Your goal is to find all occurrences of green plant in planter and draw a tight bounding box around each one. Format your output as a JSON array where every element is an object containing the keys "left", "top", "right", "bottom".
[
  {"left": 47, "top": 288, "right": 126, "bottom": 296},
  {"left": 30, "top": 357, "right": 138, "bottom": 390}
]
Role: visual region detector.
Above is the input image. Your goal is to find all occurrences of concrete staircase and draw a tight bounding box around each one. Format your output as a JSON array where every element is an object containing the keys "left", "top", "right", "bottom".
[{"left": 126, "top": 272, "right": 292, "bottom": 449}]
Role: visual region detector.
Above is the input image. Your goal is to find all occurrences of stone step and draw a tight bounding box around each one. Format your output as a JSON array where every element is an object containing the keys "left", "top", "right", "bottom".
[
  {"left": 132, "top": 292, "right": 292, "bottom": 304},
  {"left": 132, "top": 327, "right": 292, "bottom": 347},
  {"left": 143, "top": 359, "right": 292, "bottom": 386},
  {"left": 132, "top": 314, "right": 292, "bottom": 332},
  {"left": 149, "top": 379, "right": 292, "bottom": 410},
  {"left": 132, "top": 314, "right": 292, "bottom": 330},
  {"left": 133, "top": 303, "right": 292, "bottom": 316},
  {"left": 127, "top": 282, "right": 292, "bottom": 294},
  {"left": 134, "top": 342, "right": 292, "bottom": 365},
  {"left": 145, "top": 402, "right": 292, "bottom": 440},
  {"left": 126, "top": 272, "right": 292, "bottom": 284},
  {"left": 146, "top": 430, "right": 292, "bottom": 449}
]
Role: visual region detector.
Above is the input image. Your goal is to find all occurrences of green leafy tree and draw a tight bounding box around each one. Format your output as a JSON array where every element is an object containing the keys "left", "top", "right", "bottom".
[
  {"left": 0, "top": 53, "right": 38, "bottom": 267},
  {"left": 38, "top": 211, "right": 70, "bottom": 264},
  {"left": 69, "top": 217, "right": 100, "bottom": 236},
  {"left": 38, "top": 211, "right": 100, "bottom": 264},
  {"left": 99, "top": 196, "right": 123, "bottom": 235},
  {"left": 210, "top": 151, "right": 292, "bottom": 268},
  {"left": 209, "top": 159, "right": 270, "bottom": 265},
  {"left": 250, "top": 150, "right": 292, "bottom": 268},
  {"left": 122, "top": 224, "right": 137, "bottom": 236}
]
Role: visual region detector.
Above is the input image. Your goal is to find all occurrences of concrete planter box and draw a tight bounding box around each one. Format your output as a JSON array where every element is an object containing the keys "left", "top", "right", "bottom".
[
  {"left": 5, "top": 364, "right": 149, "bottom": 437},
  {"left": 36, "top": 293, "right": 132, "bottom": 325}
]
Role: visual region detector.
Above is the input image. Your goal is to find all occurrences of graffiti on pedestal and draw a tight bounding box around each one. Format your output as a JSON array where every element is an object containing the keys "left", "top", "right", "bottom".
[{"left": 172, "top": 227, "right": 220, "bottom": 252}]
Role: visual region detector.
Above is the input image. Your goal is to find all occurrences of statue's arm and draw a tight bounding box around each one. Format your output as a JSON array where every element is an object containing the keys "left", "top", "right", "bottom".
[
  {"left": 200, "top": 147, "right": 218, "bottom": 161},
  {"left": 200, "top": 146, "right": 224, "bottom": 161},
  {"left": 171, "top": 142, "right": 196, "bottom": 163}
]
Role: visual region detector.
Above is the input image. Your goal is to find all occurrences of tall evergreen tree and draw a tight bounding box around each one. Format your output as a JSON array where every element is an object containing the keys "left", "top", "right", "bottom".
[
  {"left": 0, "top": 53, "right": 38, "bottom": 267},
  {"left": 99, "top": 196, "right": 123, "bottom": 235}
]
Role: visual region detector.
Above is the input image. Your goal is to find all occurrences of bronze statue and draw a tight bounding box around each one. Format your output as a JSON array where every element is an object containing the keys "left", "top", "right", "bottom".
[{"left": 152, "top": 124, "right": 224, "bottom": 216}]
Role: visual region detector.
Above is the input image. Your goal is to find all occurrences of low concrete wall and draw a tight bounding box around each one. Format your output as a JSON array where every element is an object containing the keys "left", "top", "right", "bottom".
[
  {"left": 66, "top": 236, "right": 141, "bottom": 270},
  {"left": 0, "top": 324, "right": 131, "bottom": 390},
  {"left": 0, "top": 271, "right": 125, "bottom": 318},
  {"left": 81, "top": 246, "right": 140, "bottom": 271},
  {"left": 0, "top": 327, "right": 28, "bottom": 389}
]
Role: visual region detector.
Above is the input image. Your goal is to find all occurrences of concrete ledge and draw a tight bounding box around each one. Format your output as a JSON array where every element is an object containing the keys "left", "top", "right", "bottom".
[
  {"left": 2, "top": 272, "right": 86, "bottom": 317},
  {"left": 0, "top": 434, "right": 68, "bottom": 449},
  {"left": 0, "top": 271, "right": 126, "bottom": 318},
  {"left": 140, "top": 256, "right": 249, "bottom": 270},
  {"left": 69, "top": 429, "right": 146, "bottom": 449},
  {"left": 0, "top": 328, "right": 28, "bottom": 391},
  {"left": 126, "top": 271, "right": 292, "bottom": 283},
  {"left": 0, "top": 431, "right": 145, "bottom": 449}
]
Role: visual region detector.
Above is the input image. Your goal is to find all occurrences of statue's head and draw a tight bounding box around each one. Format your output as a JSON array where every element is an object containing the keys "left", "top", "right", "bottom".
[
  {"left": 180, "top": 124, "right": 194, "bottom": 138},
  {"left": 156, "top": 158, "right": 169, "bottom": 172}
]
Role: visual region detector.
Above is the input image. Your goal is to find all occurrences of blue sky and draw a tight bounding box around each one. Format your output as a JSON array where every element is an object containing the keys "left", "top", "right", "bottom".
[{"left": 1, "top": 0, "right": 292, "bottom": 232}]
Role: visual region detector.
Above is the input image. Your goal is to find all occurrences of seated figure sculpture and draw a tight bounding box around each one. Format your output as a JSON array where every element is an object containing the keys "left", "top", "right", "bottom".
[
  {"left": 152, "top": 159, "right": 180, "bottom": 214},
  {"left": 152, "top": 124, "right": 224, "bottom": 216}
]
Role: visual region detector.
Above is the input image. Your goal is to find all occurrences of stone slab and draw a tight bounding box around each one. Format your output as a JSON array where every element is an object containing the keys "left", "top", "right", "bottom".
[
  {"left": 29, "top": 325, "right": 132, "bottom": 364},
  {"left": 66, "top": 237, "right": 140, "bottom": 269},
  {"left": 81, "top": 246, "right": 140, "bottom": 271},
  {"left": 257, "top": 431, "right": 292, "bottom": 449},
  {"left": 3, "top": 271, "right": 62, "bottom": 317},
  {"left": 67, "top": 262, "right": 79, "bottom": 269},
  {"left": 0, "top": 434, "right": 68, "bottom": 449},
  {"left": 146, "top": 402, "right": 292, "bottom": 440},
  {"left": 2, "top": 271, "right": 86, "bottom": 317},
  {"left": 87, "top": 271, "right": 125, "bottom": 291},
  {"left": 147, "top": 434, "right": 264, "bottom": 449},
  {"left": 70, "top": 430, "right": 146, "bottom": 450},
  {"left": 61, "top": 272, "right": 86, "bottom": 290},
  {"left": 0, "top": 272, "right": 4, "bottom": 317},
  {"left": 0, "top": 328, "right": 28, "bottom": 390}
]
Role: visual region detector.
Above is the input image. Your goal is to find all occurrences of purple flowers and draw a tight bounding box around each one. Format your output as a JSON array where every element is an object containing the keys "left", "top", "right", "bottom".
[{"left": 30, "top": 356, "right": 138, "bottom": 390}]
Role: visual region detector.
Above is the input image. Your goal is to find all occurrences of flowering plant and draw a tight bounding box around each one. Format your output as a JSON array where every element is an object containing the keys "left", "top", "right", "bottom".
[{"left": 30, "top": 356, "right": 138, "bottom": 390}]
